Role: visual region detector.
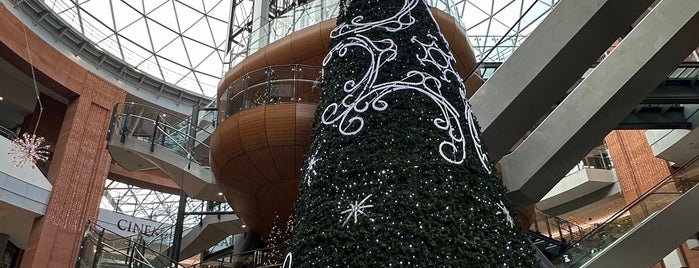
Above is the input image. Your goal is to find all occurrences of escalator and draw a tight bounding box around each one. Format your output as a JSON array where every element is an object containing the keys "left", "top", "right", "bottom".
[
  {"left": 558, "top": 155, "right": 699, "bottom": 267},
  {"left": 527, "top": 210, "right": 586, "bottom": 265},
  {"left": 76, "top": 221, "right": 183, "bottom": 268}
]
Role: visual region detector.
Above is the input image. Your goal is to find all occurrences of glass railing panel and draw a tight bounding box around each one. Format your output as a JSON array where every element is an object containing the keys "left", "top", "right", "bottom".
[
  {"left": 108, "top": 103, "right": 212, "bottom": 167},
  {"left": 246, "top": 0, "right": 463, "bottom": 57},
  {"left": 227, "top": 80, "right": 245, "bottom": 116},
  {"left": 78, "top": 221, "right": 184, "bottom": 268},
  {"left": 324, "top": 0, "right": 340, "bottom": 19},
  {"left": 294, "top": 1, "right": 322, "bottom": 32},
  {"left": 271, "top": 14, "right": 294, "bottom": 44},
  {"left": 221, "top": 65, "right": 323, "bottom": 119},
  {"left": 562, "top": 155, "right": 699, "bottom": 267}
]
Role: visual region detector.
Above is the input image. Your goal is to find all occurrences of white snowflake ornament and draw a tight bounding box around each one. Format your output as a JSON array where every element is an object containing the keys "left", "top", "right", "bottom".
[
  {"left": 341, "top": 194, "right": 374, "bottom": 226},
  {"left": 10, "top": 133, "right": 50, "bottom": 169},
  {"left": 495, "top": 201, "right": 515, "bottom": 228}
]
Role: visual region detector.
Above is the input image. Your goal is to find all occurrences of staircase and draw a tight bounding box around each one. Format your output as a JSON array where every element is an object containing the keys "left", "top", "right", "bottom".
[{"left": 106, "top": 102, "right": 222, "bottom": 201}]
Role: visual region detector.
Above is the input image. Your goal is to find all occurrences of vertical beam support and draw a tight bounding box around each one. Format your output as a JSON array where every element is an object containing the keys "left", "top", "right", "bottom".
[{"left": 170, "top": 190, "right": 188, "bottom": 262}]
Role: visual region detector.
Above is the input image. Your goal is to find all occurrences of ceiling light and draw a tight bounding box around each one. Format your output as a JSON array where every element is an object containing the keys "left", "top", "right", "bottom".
[
  {"left": 0, "top": 96, "right": 4, "bottom": 101},
  {"left": 218, "top": 192, "right": 223, "bottom": 196}
]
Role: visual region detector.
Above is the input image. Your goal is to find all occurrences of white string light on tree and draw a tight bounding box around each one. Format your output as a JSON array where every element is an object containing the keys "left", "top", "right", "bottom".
[{"left": 10, "top": 27, "right": 50, "bottom": 169}]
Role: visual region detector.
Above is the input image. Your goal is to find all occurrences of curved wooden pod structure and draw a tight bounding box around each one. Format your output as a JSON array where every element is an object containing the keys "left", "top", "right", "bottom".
[
  {"left": 212, "top": 8, "right": 490, "bottom": 237},
  {"left": 217, "top": 8, "right": 483, "bottom": 104}
]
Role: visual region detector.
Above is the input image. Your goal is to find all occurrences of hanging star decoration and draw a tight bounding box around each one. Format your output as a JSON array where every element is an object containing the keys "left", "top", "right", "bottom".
[
  {"left": 10, "top": 133, "right": 50, "bottom": 169},
  {"left": 341, "top": 194, "right": 374, "bottom": 227},
  {"left": 495, "top": 201, "right": 515, "bottom": 228}
]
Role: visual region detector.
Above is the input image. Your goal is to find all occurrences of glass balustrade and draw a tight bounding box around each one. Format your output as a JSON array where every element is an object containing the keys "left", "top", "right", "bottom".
[
  {"left": 561, "top": 155, "right": 699, "bottom": 267},
  {"left": 244, "top": 0, "right": 464, "bottom": 58},
  {"left": 220, "top": 64, "right": 322, "bottom": 121},
  {"left": 77, "top": 221, "right": 184, "bottom": 268},
  {"left": 531, "top": 210, "right": 587, "bottom": 245},
  {"left": 107, "top": 102, "right": 212, "bottom": 168}
]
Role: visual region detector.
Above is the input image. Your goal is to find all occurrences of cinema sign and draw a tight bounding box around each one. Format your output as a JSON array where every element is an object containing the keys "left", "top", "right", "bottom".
[{"left": 97, "top": 209, "right": 171, "bottom": 238}]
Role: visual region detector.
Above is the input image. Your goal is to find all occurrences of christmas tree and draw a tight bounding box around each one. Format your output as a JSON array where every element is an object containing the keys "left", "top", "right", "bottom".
[
  {"left": 283, "top": 213, "right": 295, "bottom": 250},
  {"left": 266, "top": 211, "right": 284, "bottom": 265},
  {"left": 290, "top": 0, "right": 537, "bottom": 266}
]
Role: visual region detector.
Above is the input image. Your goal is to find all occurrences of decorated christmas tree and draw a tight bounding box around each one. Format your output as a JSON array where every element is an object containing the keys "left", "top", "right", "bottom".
[
  {"left": 283, "top": 212, "right": 295, "bottom": 250},
  {"left": 290, "top": 0, "right": 536, "bottom": 266},
  {"left": 266, "top": 211, "right": 284, "bottom": 265}
]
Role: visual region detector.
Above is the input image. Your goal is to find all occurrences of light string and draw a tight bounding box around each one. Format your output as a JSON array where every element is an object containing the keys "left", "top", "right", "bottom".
[{"left": 9, "top": 26, "right": 50, "bottom": 168}]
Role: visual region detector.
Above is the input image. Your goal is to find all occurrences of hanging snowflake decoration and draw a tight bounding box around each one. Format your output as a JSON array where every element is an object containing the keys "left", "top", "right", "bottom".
[
  {"left": 10, "top": 132, "right": 50, "bottom": 169},
  {"left": 495, "top": 201, "right": 515, "bottom": 228},
  {"left": 341, "top": 194, "right": 375, "bottom": 226}
]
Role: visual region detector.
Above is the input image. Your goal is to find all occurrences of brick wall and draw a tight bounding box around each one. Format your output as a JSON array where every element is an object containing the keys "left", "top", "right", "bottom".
[
  {"left": 604, "top": 130, "right": 671, "bottom": 203},
  {"left": 0, "top": 3, "right": 127, "bottom": 267}
]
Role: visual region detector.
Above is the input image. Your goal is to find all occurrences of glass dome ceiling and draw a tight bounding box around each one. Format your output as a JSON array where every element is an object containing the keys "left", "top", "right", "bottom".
[
  {"left": 44, "top": 0, "right": 558, "bottom": 97},
  {"left": 45, "top": 0, "right": 234, "bottom": 96}
]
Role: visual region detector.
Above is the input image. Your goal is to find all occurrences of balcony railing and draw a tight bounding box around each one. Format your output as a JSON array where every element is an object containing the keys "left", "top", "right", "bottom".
[
  {"left": 0, "top": 125, "right": 16, "bottom": 140},
  {"left": 560, "top": 154, "right": 699, "bottom": 267},
  {"left": 220, "top": 64, "right": 322, "bottom": 121},
  {"left": 245, "top": 0, "right": 464, "bottom": 58},
  {"left": 531, "top": 210, "right": 587, "bottom": 245},
  {"left": 77, "top": 221, "right": 184, "bottom": 268},
  {"left": 107, "top": 102, "right": 213, "bottom": 168}
]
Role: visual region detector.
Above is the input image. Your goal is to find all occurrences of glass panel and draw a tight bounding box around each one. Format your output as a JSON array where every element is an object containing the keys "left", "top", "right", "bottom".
[
  {"left": 562, "top": 156, "right": 699, "bottom": 267},
  {"left": 107, "top": 103, "right": 212, "bottom": 167}
]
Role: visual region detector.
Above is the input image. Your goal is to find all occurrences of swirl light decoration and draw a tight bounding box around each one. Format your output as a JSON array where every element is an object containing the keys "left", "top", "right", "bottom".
[{"left": 290, "top": 0, "right": 536, "bottom": 266}]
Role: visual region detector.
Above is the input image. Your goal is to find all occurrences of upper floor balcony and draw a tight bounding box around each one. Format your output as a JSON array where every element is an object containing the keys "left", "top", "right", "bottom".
[
  {"left": 537, "top": 145, "right": 619, "bottom": 215},
  {"left": 218, "top": 64, "right": 321, "bottom": 122},
  {"left": 245, "top": 0, "right": 464, "bottom": 57}
]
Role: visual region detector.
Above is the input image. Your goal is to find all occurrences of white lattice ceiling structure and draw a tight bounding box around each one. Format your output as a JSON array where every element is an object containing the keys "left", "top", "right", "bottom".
[{"left": 44, "top": 0, "right": 558, "bottom": 98}]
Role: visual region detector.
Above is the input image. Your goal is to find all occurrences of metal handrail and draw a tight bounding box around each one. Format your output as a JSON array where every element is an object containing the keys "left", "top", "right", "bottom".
[
  {"left": 107, "top": 102, "right": 212, "bottom": 167},
  {"left": 220, "top": 64, "right": 322, "bottom": 121},
  {"left": 78, "top": 220, "right": 184, "bottom": 268},
  {"left": 562, "top": 154, "right": 699, "bottom": 266}
]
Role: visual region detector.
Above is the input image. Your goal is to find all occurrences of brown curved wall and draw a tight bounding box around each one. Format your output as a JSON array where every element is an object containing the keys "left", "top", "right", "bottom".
[
  {"left": 210, "top": 103, "right": 315, "bottom": 236},
  {"left": 218, "top": 8, "right": 483, "bottom": 100}
]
